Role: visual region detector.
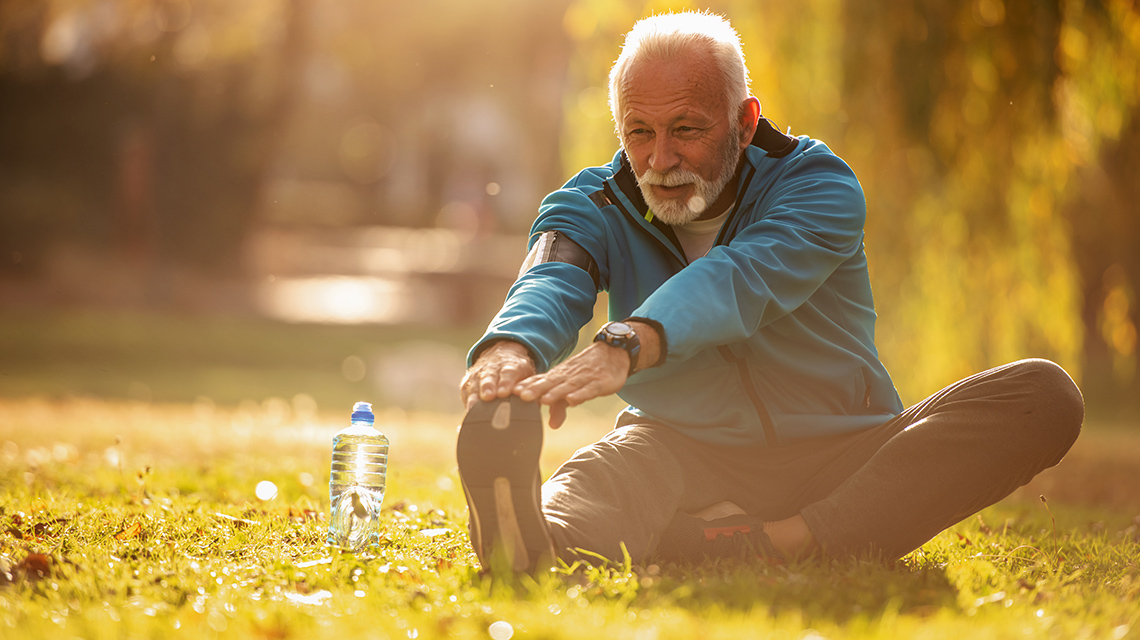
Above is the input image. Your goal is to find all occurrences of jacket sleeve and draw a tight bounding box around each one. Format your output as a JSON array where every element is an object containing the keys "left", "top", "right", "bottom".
[
  {"left": 630, "top": 148, "right": 867, "bottom": 364},
  {"left": 466, "top": 185, "right": 608, "bottom": 372}
]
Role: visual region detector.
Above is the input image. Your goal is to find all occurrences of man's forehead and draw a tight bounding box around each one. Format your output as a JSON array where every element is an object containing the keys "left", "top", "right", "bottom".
[
  {"left": 620, "top": 55, "right": 727, "bottom": 123},
  {"left": 624, "top": 48, "right": 719, "bottom": 89}
]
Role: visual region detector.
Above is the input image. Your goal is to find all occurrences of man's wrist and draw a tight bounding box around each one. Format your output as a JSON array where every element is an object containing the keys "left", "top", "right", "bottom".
[
  {"left": 594, "top": 321, "right": 640, "bottom": 375},
  {"left": 472, "top": 338, "right": 533, "bottom": 366},
  {"left": 623, "top": 319, "right": 663, "bottom": 372}
]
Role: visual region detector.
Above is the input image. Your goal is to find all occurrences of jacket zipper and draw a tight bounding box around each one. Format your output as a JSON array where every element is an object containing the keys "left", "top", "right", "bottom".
[
  {"left": 602, "top": 180, "right": 688, "bottom": 268},
  {"left": 713, "top": 163, "right": 778, "bottom": 445},
  {"left": 607, "top": 156, "right": 779, "bottom": 446},
  {"left": 718, "top": 346, "right": 779, "bottom": 446},
  {"left": 711, "top": 163, "right": 757, "bottom": 248}
]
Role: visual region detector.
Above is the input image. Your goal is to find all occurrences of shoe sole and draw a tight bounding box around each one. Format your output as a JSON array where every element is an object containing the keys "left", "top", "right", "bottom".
[{"left": 457, "top": 396, "right": 554, "bottom": 573}]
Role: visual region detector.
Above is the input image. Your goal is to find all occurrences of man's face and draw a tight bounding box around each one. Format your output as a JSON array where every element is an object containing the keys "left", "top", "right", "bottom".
[{"left": 618, "top": 52, "right": 745, "bottom": 225}]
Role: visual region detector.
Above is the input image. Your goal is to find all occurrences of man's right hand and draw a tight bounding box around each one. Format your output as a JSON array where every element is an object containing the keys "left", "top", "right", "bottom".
[{"left": 459, "top": 340, "right": 537, "bottom": 410}]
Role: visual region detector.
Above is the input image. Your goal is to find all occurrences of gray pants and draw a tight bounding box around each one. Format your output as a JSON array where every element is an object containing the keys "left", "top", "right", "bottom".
[{"left": 541, "top": 359, "right": 1084, "bottom": 561}]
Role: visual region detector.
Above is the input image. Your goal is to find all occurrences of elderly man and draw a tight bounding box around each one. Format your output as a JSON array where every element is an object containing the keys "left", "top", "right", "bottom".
[{"left": 456, "top": 12, "right": 1083, "bottom": 572}]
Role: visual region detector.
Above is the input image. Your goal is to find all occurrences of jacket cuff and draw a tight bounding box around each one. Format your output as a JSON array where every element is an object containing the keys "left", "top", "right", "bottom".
[
  {"left": 623, "top": 316, "right": 667, "bottom": 369},
  {"left": 467, "top": 336, "right": 544, "bottom": 372}
]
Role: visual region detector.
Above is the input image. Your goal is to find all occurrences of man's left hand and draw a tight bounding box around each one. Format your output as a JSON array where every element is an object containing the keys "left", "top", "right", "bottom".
[{"left": 513, "top": 342, "right": 630, "bottom": 429}]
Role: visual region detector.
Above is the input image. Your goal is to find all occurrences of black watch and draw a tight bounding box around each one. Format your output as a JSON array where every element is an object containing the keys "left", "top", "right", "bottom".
[{"left": 594, "top": 321, "right": 641, "bottom": 375}]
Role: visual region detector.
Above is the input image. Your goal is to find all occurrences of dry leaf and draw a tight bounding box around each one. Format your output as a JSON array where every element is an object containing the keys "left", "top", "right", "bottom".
[
  {"left": 15, "top": 554, "right": 53, "bottom": 581},
  {"left": 115, "top": 521, "right": 143, "bottom": 541}
]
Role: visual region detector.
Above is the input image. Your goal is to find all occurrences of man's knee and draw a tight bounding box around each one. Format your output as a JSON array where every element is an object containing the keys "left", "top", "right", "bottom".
[
  {"left": 595, "top": 422, "right": 690, "bottom": 453},
  {"left": 1009, "top": 358, "right": 1084, "bottom": 449}
]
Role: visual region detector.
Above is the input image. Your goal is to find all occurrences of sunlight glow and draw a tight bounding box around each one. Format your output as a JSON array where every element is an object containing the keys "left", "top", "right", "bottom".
[
  {"left": 255, "top": 480, "right": 278, "bottom": 501},
  {"left": 257, "top": 276, "right": 409, "bottom": 324}
]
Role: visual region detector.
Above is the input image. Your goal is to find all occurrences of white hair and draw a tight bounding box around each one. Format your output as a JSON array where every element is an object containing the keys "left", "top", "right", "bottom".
[{"left": 608, "top": 11, "right": 751, "bottom": 137}]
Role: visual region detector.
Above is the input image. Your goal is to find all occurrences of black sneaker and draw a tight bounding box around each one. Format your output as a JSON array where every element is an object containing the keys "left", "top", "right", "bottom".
[
  {"left": 654, "top": 511, "right": 781, "bottom": 563},
  {"left": 456, "top": 396, "right": 555, "bottom": 573}
]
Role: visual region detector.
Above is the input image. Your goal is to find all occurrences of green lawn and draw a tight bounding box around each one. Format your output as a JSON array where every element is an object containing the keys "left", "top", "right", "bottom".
[
  {"left": 1, "top": 396, "right": 1139, "bottom": 639},
  {"left": 1, "top": 310, "right": 1139, "bottom": 638}
]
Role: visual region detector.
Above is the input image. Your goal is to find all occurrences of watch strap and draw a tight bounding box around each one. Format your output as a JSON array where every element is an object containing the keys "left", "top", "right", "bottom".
[{"left": 594, "top": 321, "right": 640, "bottom": 376}]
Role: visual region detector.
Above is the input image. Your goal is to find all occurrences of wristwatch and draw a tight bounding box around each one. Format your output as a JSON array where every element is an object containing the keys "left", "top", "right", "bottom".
[{"left": 593, "top": 321, "right": 641, "bottom": 375}]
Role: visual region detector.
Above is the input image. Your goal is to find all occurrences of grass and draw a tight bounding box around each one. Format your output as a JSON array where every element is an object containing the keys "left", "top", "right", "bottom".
[
  {"left": 1, "top": 309, "right": 1139, "bottom": 638},
  {"left": 2, "top": 396, "right": 1140, "bottom": 640}
]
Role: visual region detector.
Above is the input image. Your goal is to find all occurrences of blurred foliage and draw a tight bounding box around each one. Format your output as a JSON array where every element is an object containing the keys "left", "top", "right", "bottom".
[
  {"left": 1, "top": 0, "right": 1138, "bottom": 413},
  {"left": 0, "top": 0, "right": 311, "bottom": 274},
  {"left": 0, "top": 0, "right": 570, "bottom": 274},
  {"left": 561, "top": 0, "right": 1140, "bottom": 409}
]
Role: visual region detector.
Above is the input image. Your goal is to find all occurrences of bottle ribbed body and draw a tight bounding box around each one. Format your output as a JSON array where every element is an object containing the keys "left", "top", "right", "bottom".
[
  {"left": 327, "top": 403, "right": 388, "bottom": 552},
  {"left": 329, "top": 430, "right": 389, "bottom": 489}
]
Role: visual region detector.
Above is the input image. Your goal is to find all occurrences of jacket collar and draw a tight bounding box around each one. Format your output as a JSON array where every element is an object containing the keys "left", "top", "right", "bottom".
[
  {"left": 603, "top": 117, "right": 798, "bottom": 262},
  {"left": 610, "top": 116, "right": 797, "bottom": 213}
]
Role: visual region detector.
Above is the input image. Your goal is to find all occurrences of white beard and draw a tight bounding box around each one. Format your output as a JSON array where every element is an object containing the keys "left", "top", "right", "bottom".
[{"left": 635, "top": 129, "right": 742, "bottom": 226}]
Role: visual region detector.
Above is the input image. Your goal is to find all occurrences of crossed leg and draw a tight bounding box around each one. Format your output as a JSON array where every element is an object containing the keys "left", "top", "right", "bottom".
[{"left": 540, "top": 359, "right": 1084, "bottom": 563}]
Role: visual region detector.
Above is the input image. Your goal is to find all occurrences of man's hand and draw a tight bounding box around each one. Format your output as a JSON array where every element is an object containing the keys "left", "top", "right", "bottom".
[
  {"left": 459, "top": 340, "right": 536, "bottom": 410},
  {"left": 512, "top": 341, "right": 629, "bottom": 429},
  {"left": 461, "top": 322, "right": 662, "bottom": 429},
  {"left": 512, "top": 320, "right": 661, "bottom": 429}
]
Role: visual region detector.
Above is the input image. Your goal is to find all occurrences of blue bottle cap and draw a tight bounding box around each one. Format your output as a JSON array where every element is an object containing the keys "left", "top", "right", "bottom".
[{"left": 351, "top": 401, "right": 374, "bottom": 424}]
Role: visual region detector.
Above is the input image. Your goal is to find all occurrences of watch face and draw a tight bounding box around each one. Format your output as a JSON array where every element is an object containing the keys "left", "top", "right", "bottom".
[{"left": 607, "top": 322, "right": 632, "bottom": 336}]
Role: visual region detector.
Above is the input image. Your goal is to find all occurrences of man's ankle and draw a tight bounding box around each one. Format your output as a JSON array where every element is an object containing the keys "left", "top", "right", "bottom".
[
  {"left": 765, "top": 514, "right": 819, "bottom": 559},
  {"left": 655, "top": 509, "right": 780, "bottom": 562}
]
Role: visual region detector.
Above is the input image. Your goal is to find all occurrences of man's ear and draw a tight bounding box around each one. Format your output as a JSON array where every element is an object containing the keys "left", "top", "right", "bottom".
[{"left": 738, "top": 97, "right": 761, "bottom": 148}]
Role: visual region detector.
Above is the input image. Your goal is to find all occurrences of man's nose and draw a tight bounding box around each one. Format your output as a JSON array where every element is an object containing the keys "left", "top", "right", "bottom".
[{"left": 648, "top": 134, "right": 680, "bottom": 174}]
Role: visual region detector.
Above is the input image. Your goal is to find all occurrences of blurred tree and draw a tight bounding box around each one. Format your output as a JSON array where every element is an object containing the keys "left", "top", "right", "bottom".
[
  {"left": 0, "top": 0, "right": 310, "bottom": 278},
  {"left": 560, "top": 0, "right": 1138, "bottom": 408},
  {"left": 0, "top": 0, "right": 573, "bottom": 283},
  {"left": 842, "top": 0, "right": 1139, "bottom": 406},
  {"left": 842, "top": 0, "right": 1081, "bottom": 399},
  {"left": 2, "top": 0, "right": 1137, "bottom": 413},
  {"left": 259, "top": 0, "right": 571, "bottom": 233},
  {"left": 1061, "top": 0, "right": 1140, "bottom": 416}
]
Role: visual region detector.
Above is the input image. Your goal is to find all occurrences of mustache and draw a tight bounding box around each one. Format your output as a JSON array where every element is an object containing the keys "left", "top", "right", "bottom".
[{"left": 637, "top": 168, "right": 702, "bottom": 188}]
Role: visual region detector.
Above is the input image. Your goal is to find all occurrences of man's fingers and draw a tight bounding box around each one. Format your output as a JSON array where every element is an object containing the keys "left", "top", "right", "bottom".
[
  {"left": 477, "top": 371, "right": 499, "bottom": 401},
  {"left": 541, "top": 379, "right": 586, "bottom": 405},
  {"left": 517, "top": 372, "right": 619, "bottom": 406},
  {"left": 514, "top": 375, "right": 553, "bottom": 402},
  {"left": 458, "top": 341, "right": 538, "bottom": 407},
  {"left": 459, "top": 370, "right": 481, "bottom": 405},
  {"left": 562, "top": 386, "right": 602, "bottom": 407},
  {"left": 495, "top": 363, "right": 529, "bottom": 396},
  {"left": 548, "top": 401, "right": 568, "bottom": 429}
]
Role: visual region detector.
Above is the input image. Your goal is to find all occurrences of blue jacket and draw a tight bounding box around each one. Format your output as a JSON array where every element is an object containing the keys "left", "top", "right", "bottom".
[{"left": 470, "top": 119, "right": 903, "bottom": 446}]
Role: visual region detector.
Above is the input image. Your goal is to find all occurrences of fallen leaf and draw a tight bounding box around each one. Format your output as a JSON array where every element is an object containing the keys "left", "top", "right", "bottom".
[
  {"left": 288, "top": 506, "right": 320, "bottom": 522},
  {"left": 115, "top": 522, "right": 143, "bottom": 541},
  {"left": 15, "top": 554, "right": 53, "bottom": 581}
]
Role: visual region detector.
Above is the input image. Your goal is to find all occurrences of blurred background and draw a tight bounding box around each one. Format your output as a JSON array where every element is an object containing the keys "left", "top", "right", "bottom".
[{"left": 0, "top": 0, "right": 1137, "bottom": 422}]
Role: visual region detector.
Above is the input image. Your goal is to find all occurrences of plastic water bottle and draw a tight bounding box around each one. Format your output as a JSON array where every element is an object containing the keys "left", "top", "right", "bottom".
[{"left": 327, "top": 401, "right": 389, "bottom": 552}]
